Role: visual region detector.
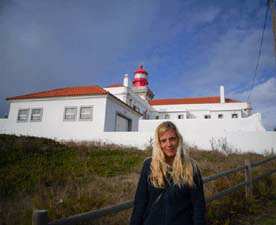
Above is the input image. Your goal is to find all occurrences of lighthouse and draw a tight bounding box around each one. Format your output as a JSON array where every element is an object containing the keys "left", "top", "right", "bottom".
[{"left": 133, "top": 65, "right": 154, "bottom": 101}]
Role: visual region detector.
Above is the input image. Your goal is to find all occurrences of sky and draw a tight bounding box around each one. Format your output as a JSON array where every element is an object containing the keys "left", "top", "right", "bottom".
[{"left": 0, "top": 0, "right": 275, "bottom": 130}]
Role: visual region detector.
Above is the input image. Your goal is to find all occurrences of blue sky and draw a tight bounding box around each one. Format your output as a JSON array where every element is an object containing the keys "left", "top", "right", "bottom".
[{"left": 0, "top": 0, "right": 275, "bottom": 130}]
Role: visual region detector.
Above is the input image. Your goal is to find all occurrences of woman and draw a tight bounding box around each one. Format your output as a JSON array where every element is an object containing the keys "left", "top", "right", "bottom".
[{"left": 130, "top": 121, "right": 206, "bottom": 225}]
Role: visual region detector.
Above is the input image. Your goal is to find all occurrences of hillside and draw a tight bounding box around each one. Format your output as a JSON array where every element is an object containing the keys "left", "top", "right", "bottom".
[{"left": 0, "top": 134, "right": 275, "bottom": 225}]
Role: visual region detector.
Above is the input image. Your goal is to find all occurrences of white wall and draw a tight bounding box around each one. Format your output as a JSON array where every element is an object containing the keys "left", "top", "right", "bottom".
[
  {"left": 104, "top": 86, "right": 150, "bottom": 115},
  {"left": 92, "top": 130, "right": 276, "bottom": 155},
  {"left": 0, "top": 95, "right": 108, "bottom": 137},
  {"left": 151, "top": 102, "right": 249, "bottom": 112},
  {"left": 95, "top": 132, "right": 153, "bottom": 149},
  {"left": 141, "top": 113, "right": 266, "bottom": 132},
  {"left": 150, "top": 102, "right": 249, "bottom": 119},
  {"left": 0, "top": 119, "right": 8, "bottom": 133},
  {"left": 210, "top": 110, "right": 242, "bottom": 119},
  {"left": 1, "top": 97, "right": 275, "bottom": 155},
  {"left": 104, "top": 95, "right": 141, "bottom": 131},
  {"left": 1, "top": 117, "right": 276, "bottom": 154},
  {"left": 0, "top": 93, "right": 142, "bottom": 137}
]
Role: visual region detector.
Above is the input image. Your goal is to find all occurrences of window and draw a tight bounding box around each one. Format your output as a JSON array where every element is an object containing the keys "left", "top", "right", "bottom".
[
  {"left": 155, "top": 116, "right": 159, "bottom": 119},
  {"left": 218, "top": 114, "right": 223, "bottom": 119},
  {"left": 164, "top": 114, "right": 170, "bottom": 119},
  {"left": 64, "top": 107, "right": 77, "bottom": 121},
  {"left": 79, "top": 106, "right": 93, "bottom": 120},
  {"left": 178, "top": 114, "right": 184, "bottom": 119},
  {"left": 232, "top": 113, "right": 238, "bottom": 118},
  {"left": 31, "top": 108, "right": 43, "bottom": 122},
  {"left": 17, "top": 109, "right": 30, "bottom": 122},
  {"left": 204, "top": 115, "right": 211, "bottom": 119}
]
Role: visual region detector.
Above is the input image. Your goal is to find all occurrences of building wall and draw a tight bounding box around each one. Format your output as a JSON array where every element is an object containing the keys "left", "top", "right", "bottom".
[
  {"left": 150, "top": 102, "right": 250, "bottom": 120},
  {"left": 1, "top": 112, "right": 275, "bottom": 154},
  {"left": 99, "top": 115, "right": 276, "bottom": 154},
  {"left": 139, "top": 113, "right": 266, "bottom": 133},
  {"left": 100, "top": 130, "right": 276, "bottom": 155},
  {"left": 104, "top": 86, "right": 150, "bottom": 116},
  {"left": 0, "top": 95, "right": 108, "bottom": 138},
  {"left": 1, "top": 91, "right": 275, "bottom": 154},
  {"left": 104, "top": 95, "right": 141, "bottom": 132}
]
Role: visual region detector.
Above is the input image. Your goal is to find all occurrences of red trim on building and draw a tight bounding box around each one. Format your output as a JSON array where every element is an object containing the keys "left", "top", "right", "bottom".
[
  {"left": 134, "top": 65, "right": 148, "bottom": 75},
  {"left": 107, "top": 84, "right": 123, "bottom": 88},
  {"left": 149, "top": 97, "right": 239, "bottom": 105},
  {"left": 133, "top": 78, "right": 148, "bottom": 86}
]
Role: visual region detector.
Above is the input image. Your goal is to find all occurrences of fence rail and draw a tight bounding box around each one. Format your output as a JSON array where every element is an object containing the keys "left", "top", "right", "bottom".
[{"left": 33, "top": 155, "right": 276, "bottom": 225}]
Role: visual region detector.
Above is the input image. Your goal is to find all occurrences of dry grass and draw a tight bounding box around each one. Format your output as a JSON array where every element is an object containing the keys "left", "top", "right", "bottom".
[{"left": 0, "top": 135, "right": 276, "bottom": 225}]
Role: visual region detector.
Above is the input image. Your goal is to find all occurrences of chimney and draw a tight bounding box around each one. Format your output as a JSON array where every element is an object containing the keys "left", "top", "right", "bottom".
[
  {"left": 220, "top": 86, "right": 225, "bottom": 103},
  {"left": 123, "top": 74, "right": 131, "bottom": 87}
]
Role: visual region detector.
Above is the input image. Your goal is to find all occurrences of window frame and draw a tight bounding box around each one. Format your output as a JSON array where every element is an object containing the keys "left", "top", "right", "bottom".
[
  {"left": 17, "top": 109, "right": 30, "bottom": 122},
  {"left": 30, "top": 108, "right": 43, "bottom": 122},
  {"left": 232, "top": 113, "right": 238, "bottom": 119},
  {"left": 79, "top": 106, "right": 93, "bottom": 121},
  {"left": 64, "top": 107, "right": 78, "bottom": 121}
]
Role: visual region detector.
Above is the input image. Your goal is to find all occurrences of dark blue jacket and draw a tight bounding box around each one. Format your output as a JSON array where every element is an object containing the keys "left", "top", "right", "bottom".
[{"left": 130, "top": 158, "right": 206, "bottom": 225}]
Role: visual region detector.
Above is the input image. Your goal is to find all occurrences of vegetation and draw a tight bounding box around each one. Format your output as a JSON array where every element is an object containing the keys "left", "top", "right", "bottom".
[{"left": 0, "top": 134, "right": 275, "bottom": 225}]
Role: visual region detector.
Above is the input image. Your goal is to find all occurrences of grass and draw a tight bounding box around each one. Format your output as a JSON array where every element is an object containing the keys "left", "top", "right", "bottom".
[
  {"left": 0, "top": 134, "right": 275, "bottom": 225},
  {"left": 230, "top": 191, "right": 276, "bottom": 224}
]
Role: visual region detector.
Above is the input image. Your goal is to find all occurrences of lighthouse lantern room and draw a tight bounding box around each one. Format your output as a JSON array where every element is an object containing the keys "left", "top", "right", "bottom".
[{"left": 133, "top": 65, "right": 154, "bottom": 101}]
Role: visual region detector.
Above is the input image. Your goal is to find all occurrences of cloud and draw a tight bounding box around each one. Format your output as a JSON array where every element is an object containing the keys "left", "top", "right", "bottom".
[
  {"left": 144, "top": 3, "right": 275, "bottom": 131},
  {"left": 0, "top": 0, "right": 161, "bottom": 101},
  {"left": 229, "top": 77, "right": 276, "bottom": 131},
  {"left": 0, "top": 0, "right": 274, "bottom": 132},
  {"left": 158, "top": 3, "right": 221, "bottom": 34},
  {"left": 1, "top": 19, "right": 63, "bottom": 89},
  {"left": 20, "top": 30, "right": 42, "bottom": 49},
  {"left": 245, "top": 78, "right": 276, "bottom": 102},
  {"left": 177, "top": 22, "right": 274, "bottom": 93},
  {"left": 189, "top": 5, "right": 221, "bottom": 27}
]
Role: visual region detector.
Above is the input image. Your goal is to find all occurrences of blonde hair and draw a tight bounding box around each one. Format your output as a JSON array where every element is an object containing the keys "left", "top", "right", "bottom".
[{"left": 149, "top": 121, "right": 197, "bottom": 188}]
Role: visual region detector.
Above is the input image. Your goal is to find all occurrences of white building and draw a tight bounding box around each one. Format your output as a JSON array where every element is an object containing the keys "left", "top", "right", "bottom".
[{"left": 0, "top": 65, "right": 275, "bottom": 154}]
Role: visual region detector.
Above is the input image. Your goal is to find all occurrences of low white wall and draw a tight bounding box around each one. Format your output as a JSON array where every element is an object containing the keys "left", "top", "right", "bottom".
[
  {"left": 98, "top": 132, "right": 153, "bottom": 149},
  {"left": 0, "top": 119, "right": 8, "bottom": 133},
  {"left": 1, "top": 117, "right": 276, "bottom": 155},
  {"left": 96, "top": 130, "right": 276, "bottom": 155},
  {"left": 0, "top": 119, "right": 151, "bottom": 150}
]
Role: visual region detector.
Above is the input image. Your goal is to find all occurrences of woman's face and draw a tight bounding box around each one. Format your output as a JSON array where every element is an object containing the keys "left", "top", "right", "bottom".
[{"left": 159, "top": 130, "right": 178, "bottom": 160}]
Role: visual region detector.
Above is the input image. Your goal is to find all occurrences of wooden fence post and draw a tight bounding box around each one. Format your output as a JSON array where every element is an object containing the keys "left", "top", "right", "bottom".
[
  {"left": 32, "top": 210, "right": 48, "bottom": 225},
  {"left": 245, "top": 160, "right": 253, "bottom": 199}
]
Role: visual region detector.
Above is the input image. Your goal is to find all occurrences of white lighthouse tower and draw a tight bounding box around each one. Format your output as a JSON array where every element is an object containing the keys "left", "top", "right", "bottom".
[{"left": 133, "top": 65, "right": 154, "bottom": 101}]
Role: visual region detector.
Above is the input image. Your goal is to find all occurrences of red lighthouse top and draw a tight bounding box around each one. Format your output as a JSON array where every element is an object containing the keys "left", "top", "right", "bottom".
[{"left": 134, "top": 65, "right": 148, "bottom": 75}]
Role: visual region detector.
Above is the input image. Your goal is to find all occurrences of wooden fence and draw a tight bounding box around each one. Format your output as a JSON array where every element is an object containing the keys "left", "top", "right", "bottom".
[{"left": 33, "top": 155, "right": 276, "bottom": 225}]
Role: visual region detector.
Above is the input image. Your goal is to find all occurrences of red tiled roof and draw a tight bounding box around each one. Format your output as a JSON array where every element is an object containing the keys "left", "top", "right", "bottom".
[
  {"left": 149, "top": 97, "right": 239, "bottom": 105},
  {"left": 6, "top": 86, "right": 109, "bottom": 100},
  {"left": 107, "top": 84, "right": 123, "bottom": 88}
]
